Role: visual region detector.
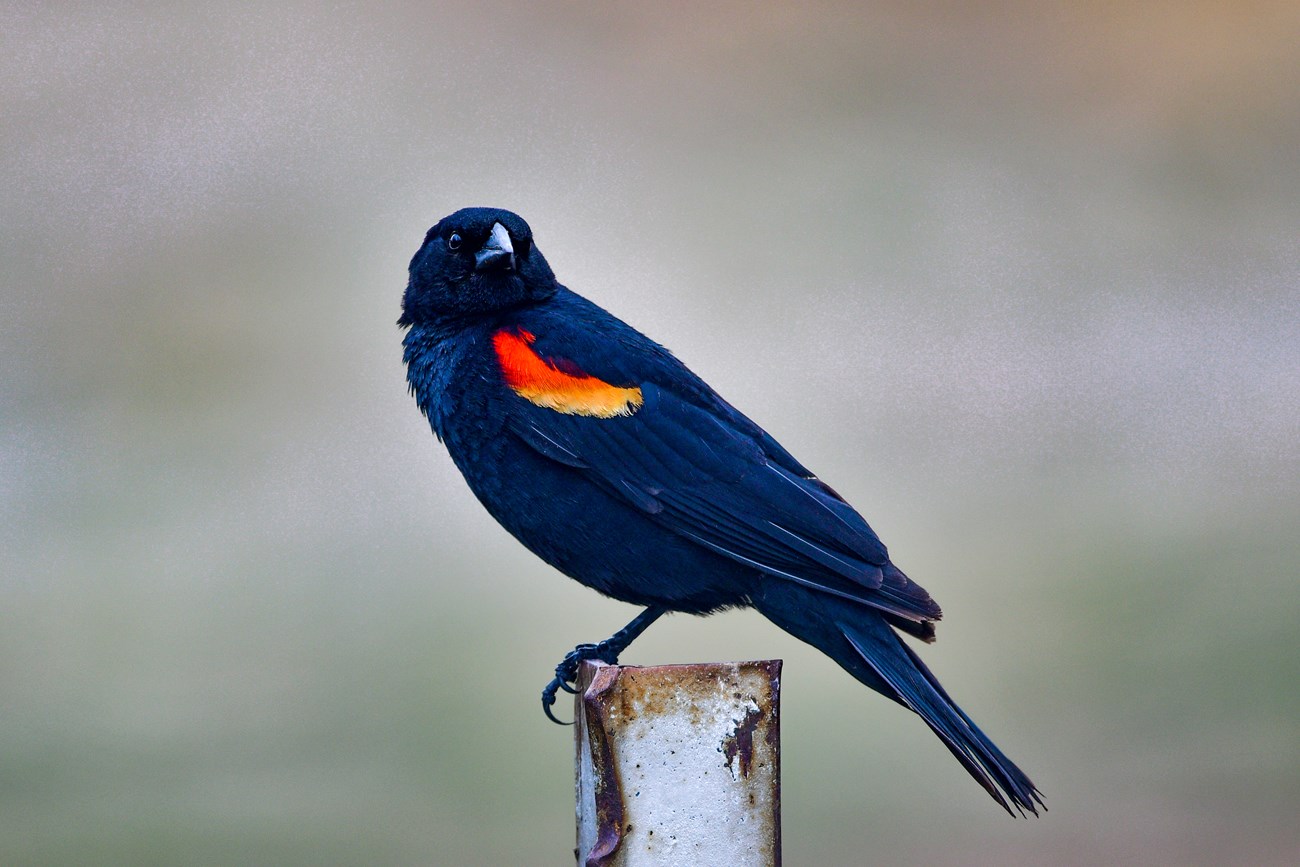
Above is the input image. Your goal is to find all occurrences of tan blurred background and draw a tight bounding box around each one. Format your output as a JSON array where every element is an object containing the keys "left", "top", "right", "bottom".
[{"left": 3, "top": 2, "right": 1298, "bottom": 864}]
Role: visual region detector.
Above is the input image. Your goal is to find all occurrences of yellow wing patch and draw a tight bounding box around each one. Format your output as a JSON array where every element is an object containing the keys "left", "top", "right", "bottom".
[{"left": 492, "top": 328, "right": 643, "bottom": 418}]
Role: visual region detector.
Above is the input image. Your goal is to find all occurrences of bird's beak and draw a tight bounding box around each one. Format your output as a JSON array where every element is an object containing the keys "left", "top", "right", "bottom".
[{"left": 475, "top": 222, "right": 515, "bottom": 273}]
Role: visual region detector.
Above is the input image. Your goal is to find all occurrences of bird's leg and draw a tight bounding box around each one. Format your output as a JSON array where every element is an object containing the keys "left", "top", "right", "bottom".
[{"left": 541, "top": 605, "right": 667, "bottom": 725}]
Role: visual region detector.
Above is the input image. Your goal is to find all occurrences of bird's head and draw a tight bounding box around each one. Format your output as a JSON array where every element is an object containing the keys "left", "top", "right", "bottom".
[{"left": 399, "top": 207, "right": 556, "bottom": 327}]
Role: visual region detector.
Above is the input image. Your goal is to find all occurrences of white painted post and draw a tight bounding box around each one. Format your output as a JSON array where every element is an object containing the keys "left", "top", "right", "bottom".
[{"left": 574, "top": 660, "right": 781, "bottom": 867}]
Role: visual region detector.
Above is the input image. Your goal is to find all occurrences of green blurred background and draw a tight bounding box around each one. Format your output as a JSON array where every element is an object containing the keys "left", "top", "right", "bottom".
[{"left": 3, "top": 2, "right": 1297, "bottom": 864}]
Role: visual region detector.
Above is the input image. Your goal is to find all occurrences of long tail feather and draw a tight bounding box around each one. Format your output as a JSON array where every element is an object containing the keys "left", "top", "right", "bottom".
[
  {"left": 752, "top": 578, "right": 1044, "bottom": 815},
  {"left": 837, "top": 616, "right": 1043, "bottom": 815}
]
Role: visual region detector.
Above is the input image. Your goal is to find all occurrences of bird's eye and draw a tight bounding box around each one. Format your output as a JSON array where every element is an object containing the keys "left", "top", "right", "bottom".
[{"left": 447, "top": 232, "right": 463, "bottom": 251}]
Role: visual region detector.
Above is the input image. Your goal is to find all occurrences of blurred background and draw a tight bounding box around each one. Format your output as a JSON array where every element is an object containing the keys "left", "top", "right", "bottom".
[{"left": 3, "top": 2, "right": 1297, "bottom": 864}]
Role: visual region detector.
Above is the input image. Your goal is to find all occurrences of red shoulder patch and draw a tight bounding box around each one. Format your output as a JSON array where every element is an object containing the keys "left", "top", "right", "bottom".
[{"left": 492, "top": 328, "right": 643, "bottom": 418}]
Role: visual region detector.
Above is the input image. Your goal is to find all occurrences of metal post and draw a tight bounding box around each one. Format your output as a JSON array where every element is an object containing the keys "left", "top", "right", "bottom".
[{"left": 575, "top": 660, "right": 782, "bottom": 867}]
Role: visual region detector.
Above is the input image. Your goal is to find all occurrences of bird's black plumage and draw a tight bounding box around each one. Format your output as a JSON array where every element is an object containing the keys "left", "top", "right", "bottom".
[{"left": 400, "top": 207, "right": 1043, "bottom": 815}]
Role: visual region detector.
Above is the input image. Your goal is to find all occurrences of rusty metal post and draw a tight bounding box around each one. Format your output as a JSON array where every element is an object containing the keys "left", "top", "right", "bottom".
[{"left": 574, "top": 660, "right": 781, "bottom": 867}]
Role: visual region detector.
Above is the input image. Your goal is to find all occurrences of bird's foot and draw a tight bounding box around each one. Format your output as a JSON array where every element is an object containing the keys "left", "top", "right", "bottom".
[
  {"left": 540, "top": 641, "right": 622, "bottom": 725},
  {"left": 539, "top": 606, "right": 666, "bottom": 726}
]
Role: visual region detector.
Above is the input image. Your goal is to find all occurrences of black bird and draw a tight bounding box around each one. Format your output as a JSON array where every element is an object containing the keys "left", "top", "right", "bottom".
[{"left": 400, "top": 207, "right": 1043, "bottom": 815}]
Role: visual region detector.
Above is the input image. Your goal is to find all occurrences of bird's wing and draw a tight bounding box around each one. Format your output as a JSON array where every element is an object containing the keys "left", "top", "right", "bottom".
[{"left": 492, "top": 325, "right": 940, "bottom": 628}]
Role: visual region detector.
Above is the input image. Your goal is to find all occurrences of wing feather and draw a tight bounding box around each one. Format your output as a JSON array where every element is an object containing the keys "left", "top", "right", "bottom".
[{"left": 505, "top": 380, "right": 940, "bottom": 624}]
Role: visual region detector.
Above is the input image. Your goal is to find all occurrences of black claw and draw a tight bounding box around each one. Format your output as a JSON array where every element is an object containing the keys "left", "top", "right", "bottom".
[
  {"left": 540, "top": 642, "right": 625, "bottom": 725},
  {"left": 539, "top": 608, "right": 668, "bottom": 727},
  {"left": 541, "top": 678, "right": 573, "bottom": 725}
]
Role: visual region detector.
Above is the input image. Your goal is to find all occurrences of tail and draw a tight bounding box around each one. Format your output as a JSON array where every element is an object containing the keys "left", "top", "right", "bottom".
[{"left": 752, "top": 578, "right": 1044, "bottom": 816}]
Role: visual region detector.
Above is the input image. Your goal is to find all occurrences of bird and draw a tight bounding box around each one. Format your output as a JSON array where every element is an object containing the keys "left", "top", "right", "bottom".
[{"left": 399, "top": 206, "right": 1043, "bottom": 816}]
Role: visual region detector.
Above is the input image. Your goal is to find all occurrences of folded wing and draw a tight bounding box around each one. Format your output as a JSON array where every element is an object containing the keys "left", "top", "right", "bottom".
[{"left": 507, "top": 380, "right": 941, "bottom": 637}]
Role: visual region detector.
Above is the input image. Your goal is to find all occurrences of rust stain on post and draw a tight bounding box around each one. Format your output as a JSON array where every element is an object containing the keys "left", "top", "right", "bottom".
[
  {"left": 580, "top": 664, "right": 626, "bottom": 865},
  {"left": 575, "top": 659, "right": 782, "bottom": 867},
  {"left": 721, "top": 704, "right": 764, "bottom": 779}
]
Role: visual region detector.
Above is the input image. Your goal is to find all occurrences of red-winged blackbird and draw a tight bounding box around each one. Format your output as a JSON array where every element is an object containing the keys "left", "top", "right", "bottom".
[{"left": 401, "top": 207, "right": 1042, "bottom": 815}]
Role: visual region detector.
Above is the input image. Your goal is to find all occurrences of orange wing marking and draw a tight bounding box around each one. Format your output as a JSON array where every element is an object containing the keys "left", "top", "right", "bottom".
[{"left": 492, "top": 328, "right": 643, "bottom": 418}]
